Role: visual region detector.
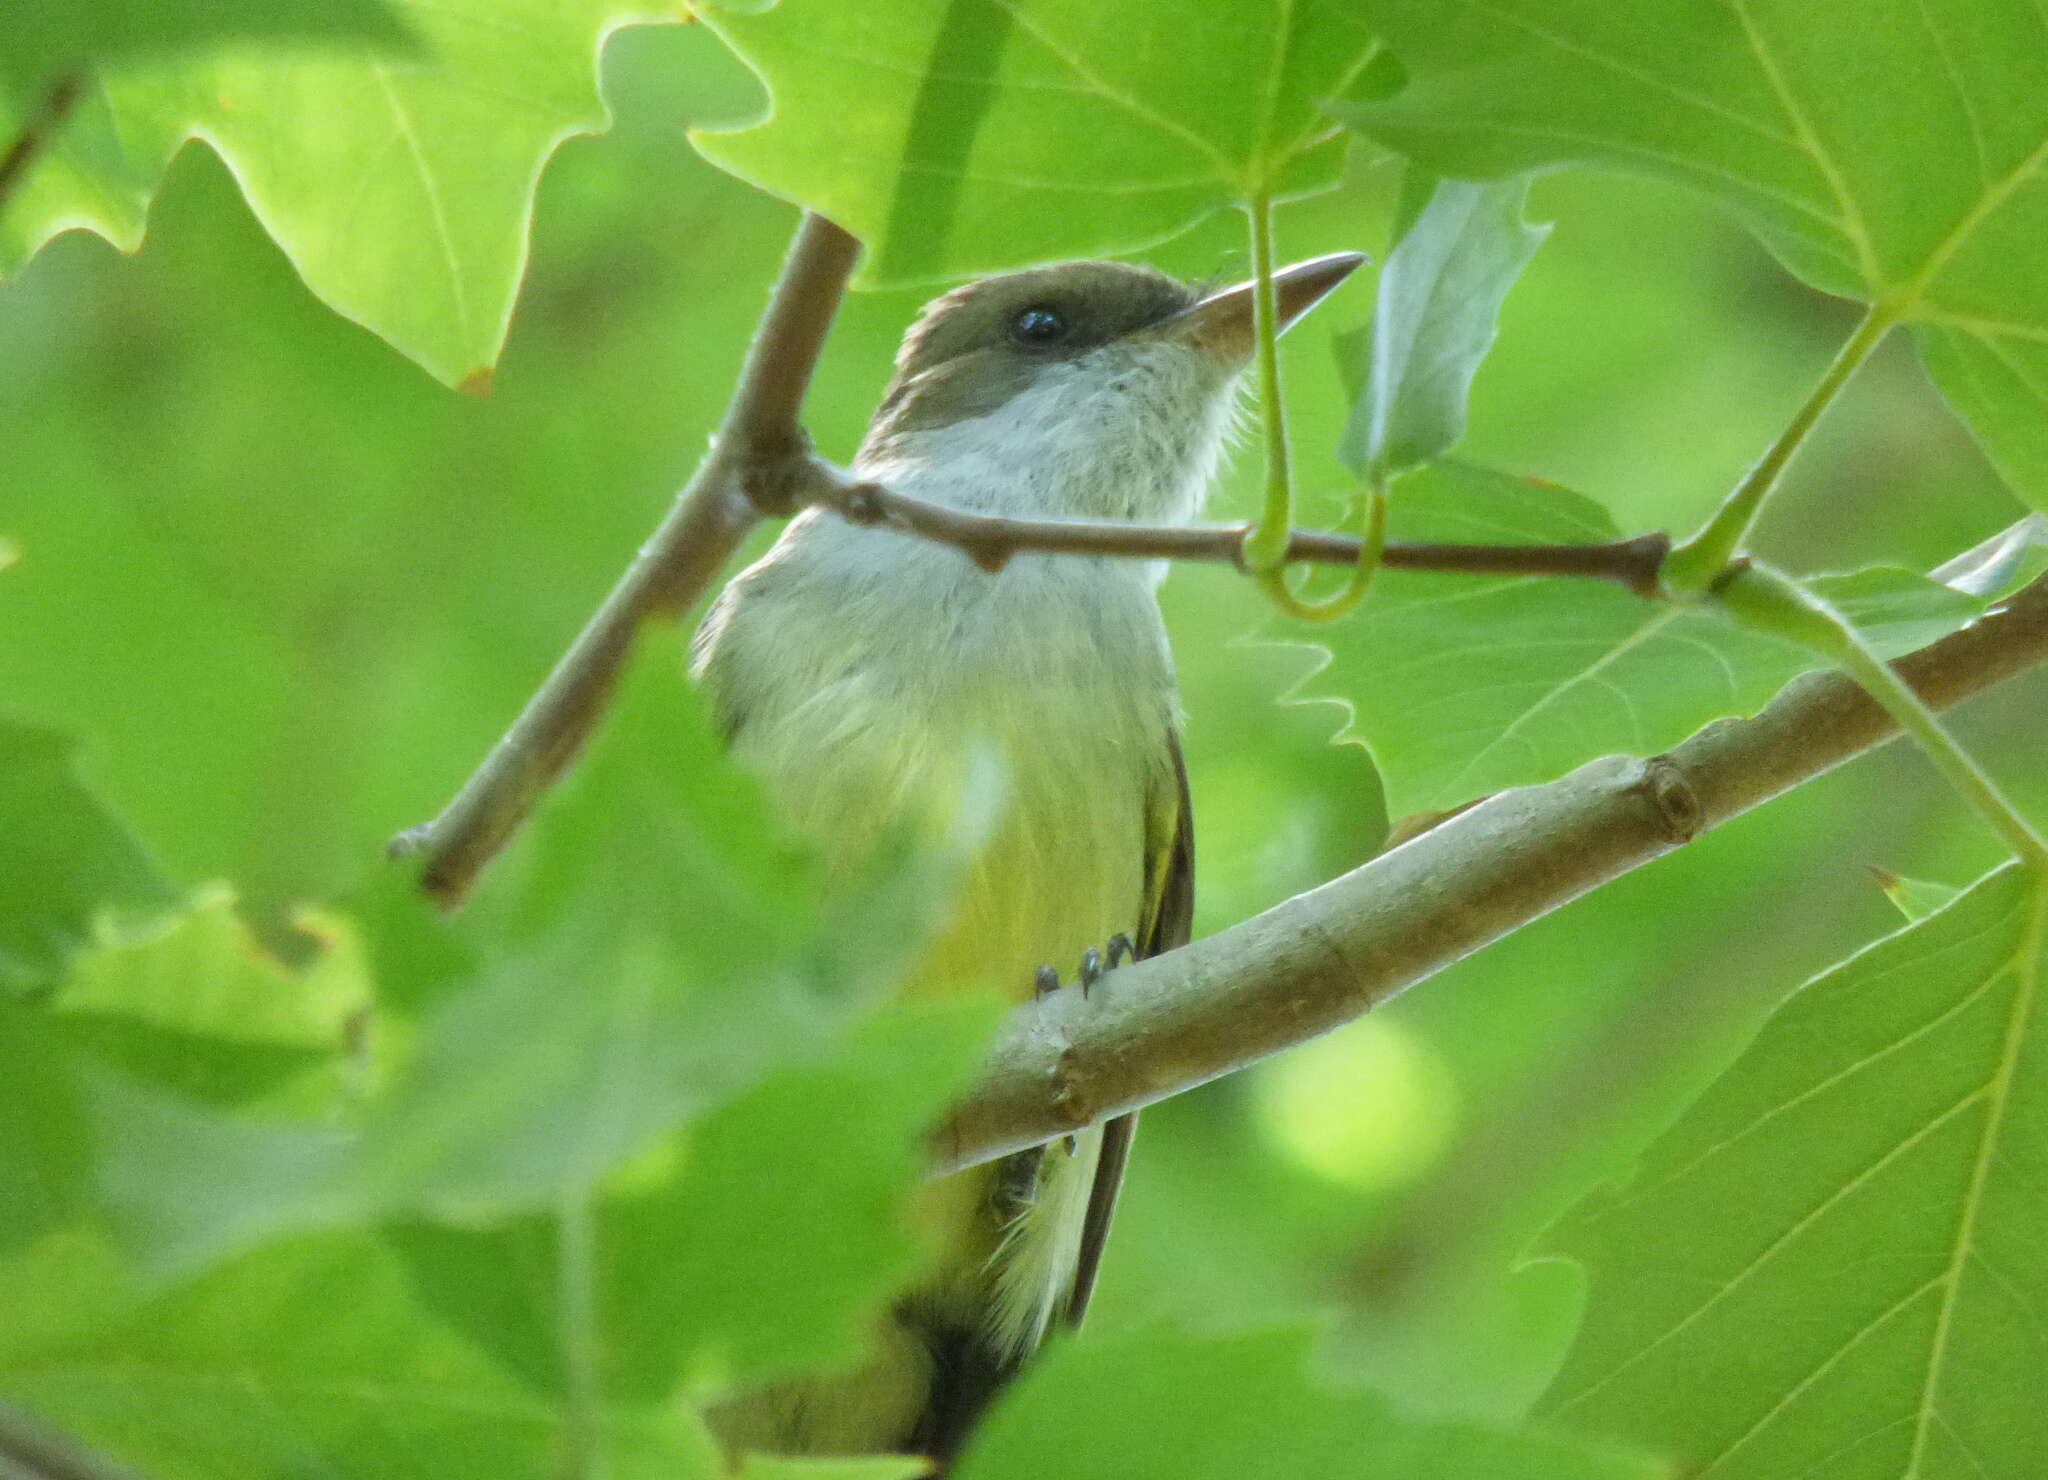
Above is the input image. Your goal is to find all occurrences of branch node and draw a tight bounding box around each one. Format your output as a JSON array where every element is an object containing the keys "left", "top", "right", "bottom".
[
  {"left": 838, "top": 481, "right": 887, "bottom": 525},
  {"left": 1637, "top": 754, "right": 1705, "bottom": 844},
  {"left": 739, "top": 437, "right": 816, "bottom": 518}
]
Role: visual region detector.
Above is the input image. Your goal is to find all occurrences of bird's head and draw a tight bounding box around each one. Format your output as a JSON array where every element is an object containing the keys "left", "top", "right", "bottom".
[{"left": 856, "top": 252, "right": 1363, "bottom": 522}]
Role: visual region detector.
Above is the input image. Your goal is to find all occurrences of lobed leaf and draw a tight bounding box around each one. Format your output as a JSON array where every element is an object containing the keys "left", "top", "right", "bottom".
[
  {"left": 1, "top": 0, "right": 669, "bottom": 388},
  {"left": 692, "top": 0, "right": 1387, "bottom": 284},
  {"left": 1336, "top": 0, "right": 2048, "bottom": 510},
  {"left": 1542, "top": 865, "right": 2048, "bottom": 1478},
  {"left": 1273, "top": 464, "right": 1982, "bottom": 818}
]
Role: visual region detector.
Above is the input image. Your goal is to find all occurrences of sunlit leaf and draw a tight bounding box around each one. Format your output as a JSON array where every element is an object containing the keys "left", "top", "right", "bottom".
[
  {"left": 1335, "top": 0, "right": 2048, "bottom": 508},
  {"left": 1543, "top": 865, "right": 2048, "bottom": 1478},
  {"left": 693, "top": 0, "right": 1388, "bottom": 284},
  {"left": 1, "top": 0, "right": 672, "bottom": 387}
]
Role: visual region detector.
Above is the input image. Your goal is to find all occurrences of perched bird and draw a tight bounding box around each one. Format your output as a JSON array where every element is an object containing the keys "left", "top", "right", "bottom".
[{"left": 691, "top": 248, "right": 1361, "bottom": 1465}]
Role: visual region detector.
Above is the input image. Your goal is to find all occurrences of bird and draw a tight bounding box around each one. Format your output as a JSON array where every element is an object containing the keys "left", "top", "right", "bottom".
[{"left": 689, "top": 247, "right": 1362, "bottom": 1467}]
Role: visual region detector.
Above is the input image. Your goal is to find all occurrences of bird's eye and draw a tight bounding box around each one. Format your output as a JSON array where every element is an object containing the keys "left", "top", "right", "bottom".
[{"left": 1008, "top": 305, "right": 1069, "bottom": 347}]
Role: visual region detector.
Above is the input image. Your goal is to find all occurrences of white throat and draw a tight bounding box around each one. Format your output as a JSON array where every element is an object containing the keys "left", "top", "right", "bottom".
[{"left": 856, "top": 341, "right": 1240, "bottom": 526}]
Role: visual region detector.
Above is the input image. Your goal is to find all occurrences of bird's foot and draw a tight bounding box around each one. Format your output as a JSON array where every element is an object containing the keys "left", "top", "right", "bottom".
[{"left": 1031, "top": 933, "right": 1135, "bottom": 1155}]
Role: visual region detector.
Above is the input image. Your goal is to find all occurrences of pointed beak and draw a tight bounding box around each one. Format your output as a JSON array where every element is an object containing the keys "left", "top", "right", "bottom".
[{"left": 1152, "top": 251, "right": 1366, "bottom": 364}]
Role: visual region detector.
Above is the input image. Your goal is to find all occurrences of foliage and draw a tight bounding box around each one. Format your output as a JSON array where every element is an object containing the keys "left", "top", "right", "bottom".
[{"left": 2, "top": 2, "right": 2044, "bottom": 1479}]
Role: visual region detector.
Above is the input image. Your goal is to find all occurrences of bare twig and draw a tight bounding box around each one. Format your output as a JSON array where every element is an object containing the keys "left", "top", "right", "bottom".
[
  {"left": 805, "top": 459, "right": 1671, "bottom": 596},
  {"left": 390, "top": 213, "right": 862, "bottom": 906},
  {"left": 927, "top": 571, "right": 2048, "bottom": 1175},
  {"left": 0, "top": 72, "right": 84, "bottom": 219}
]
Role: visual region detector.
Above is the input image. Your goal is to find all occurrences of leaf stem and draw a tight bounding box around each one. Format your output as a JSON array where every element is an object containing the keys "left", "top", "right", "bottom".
[
  {"left": 1256, "top": 484, "right": 1389, "bottom": 621},
  {"left": 1240, "top": 190, "right": 1295, "bottom": 575},
  {"left": 1664, "top": 302, "right": 1898, "bottom": 593},
  {"left": 1715, "top": 560, "right": 2047, "bottom": 866}
]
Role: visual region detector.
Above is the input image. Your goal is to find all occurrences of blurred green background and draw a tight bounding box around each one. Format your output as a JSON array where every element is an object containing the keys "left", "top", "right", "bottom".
[{"left": 3, "top": 22, "right": 2041, "bottom": 1418}]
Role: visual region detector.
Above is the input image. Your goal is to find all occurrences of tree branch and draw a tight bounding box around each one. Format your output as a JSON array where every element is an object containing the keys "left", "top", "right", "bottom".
[
  {"left": 927, "top": 570, "right": 2048, "bottom": 1175},
  {"left": 390, "top": 212, "right": 863, "bottom": 907},
  {"left": 805, "top": 458, "right": 1671, "bottom": 596},
  {"left": 0, "top": 72, "right": 84, "bottom": 219}
]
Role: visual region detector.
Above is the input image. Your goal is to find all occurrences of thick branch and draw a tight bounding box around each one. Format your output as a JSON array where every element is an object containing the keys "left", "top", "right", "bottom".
[
  {"left": 391, "top": 213, "right": 862, "bottom": 906},
  {"left": 806, "top": 459, "right": 1670, "bottom": 596},
  {"left": 928, "top": 571, "right": 2048, "bottom": 1175}
]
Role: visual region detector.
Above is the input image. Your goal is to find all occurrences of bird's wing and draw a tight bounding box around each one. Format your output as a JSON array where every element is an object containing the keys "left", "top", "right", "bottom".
[{"left": 1064, "top": 727, "right": 1194, "bottom": 1326}]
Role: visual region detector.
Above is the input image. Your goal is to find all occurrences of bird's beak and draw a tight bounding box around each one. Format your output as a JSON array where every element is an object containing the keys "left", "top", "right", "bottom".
[{"left": 1151, "top": 251, "right": 1367, "bottom": 364}]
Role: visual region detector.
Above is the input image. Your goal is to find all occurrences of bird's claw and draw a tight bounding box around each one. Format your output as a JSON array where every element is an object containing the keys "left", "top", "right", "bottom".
[{"left": 1036, "top": 931, "right": 1138, "bottom": 1002}]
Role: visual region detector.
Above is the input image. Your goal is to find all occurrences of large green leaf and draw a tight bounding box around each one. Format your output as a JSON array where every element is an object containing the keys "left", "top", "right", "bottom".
[
  {"left": 0, "top": 720, "right": 181, "bottom": 993},
  {"left": 1, "top": 0, "right": 671, "bottom": 388},
  {"left": 0, "top": 1228, "right": 724, "bottom": 1480},
  {"left": 1334, "top": 0, "right": 2048, "bottom": 508},
  {"left": 693, "top": 0, "right": 1387, "bottom": 284},
  {"left": 1542, "top": 865, "right": 2048, "bottom": 1478},
  {"left": 1273, "top": 463, "right": 1982, "bottom": 817},
  {"left": 953, "top": 1326, "right": 1660, "bottom": 1480},
  {"left": 390, "top": 998, "right": 1002, "bottom": 1406},
  {"left": 1337, "top": 175, "right": 1549, "bottom": 483},
  {"left": 90, "top": 634, "right": 969, "bottom": 1273}
]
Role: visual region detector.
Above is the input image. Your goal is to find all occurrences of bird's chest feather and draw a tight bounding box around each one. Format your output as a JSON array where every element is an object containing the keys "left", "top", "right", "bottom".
[{"left": 701, "top": 523, "right": 1173, "bottom": 1001}]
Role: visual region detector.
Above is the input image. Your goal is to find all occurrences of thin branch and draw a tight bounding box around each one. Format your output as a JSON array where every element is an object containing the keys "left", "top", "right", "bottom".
[
  {"left": 807, "top": 459, "right": 1672, "bottom": 597},
  {"left": 927, "top": 570, "right": 2048, "bottom": 1175},
  {"left": 390, "top": 213, "right": 862, "bottom": 907},
  {"left": 0, "top": 72, "right": 85, "bottom": 220}
]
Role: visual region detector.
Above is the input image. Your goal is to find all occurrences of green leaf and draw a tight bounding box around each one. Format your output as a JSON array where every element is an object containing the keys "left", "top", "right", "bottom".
[
  {"left": 390, "top": 998, "right": 1004, "bottom": 1406},
  {"left": 0, "top": 720, "right": 182, "bottom": 994},
  {"left": 0, "top": 0, "right": 413, "bottom": 91},
  {"left": 1868, "top": 867, "right": 1964, "bottom": 923},
  {"left": 0, "top": 1007, "right": 93, "bottom": 1254},
  {"left": 48, "top": 884, "right": 374, "bottom": 1112},
  {"left": 1542, "top": 865, "right": 2048, "bottom": 1478},
  {"left": 92, "top": 634, "right": 967, "bottom": 1273},
  {"left": 953, "top": 1325, "right": 1661, "bottom": 1480},
  {"left": 1338, "top": 176, "right": 1550, "bottom": 483},
  {"left": 1333, "top": 0, "right": 2048, "bottom": 508},
  {"left": 692, "top": 0, "right": 1387, "bottom": 284},
  {"left": 1, "top": 0, "right": 664, "bottom": 388},
  {"left": 54, "top": 883, "right": 367, "bottom": 1053},
  {"left": 1273, "top": 464, "right": 1982, "bottom": 817},
  {"left": 0, "top": 1228, "right": 724, "bottom": 1480}
]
